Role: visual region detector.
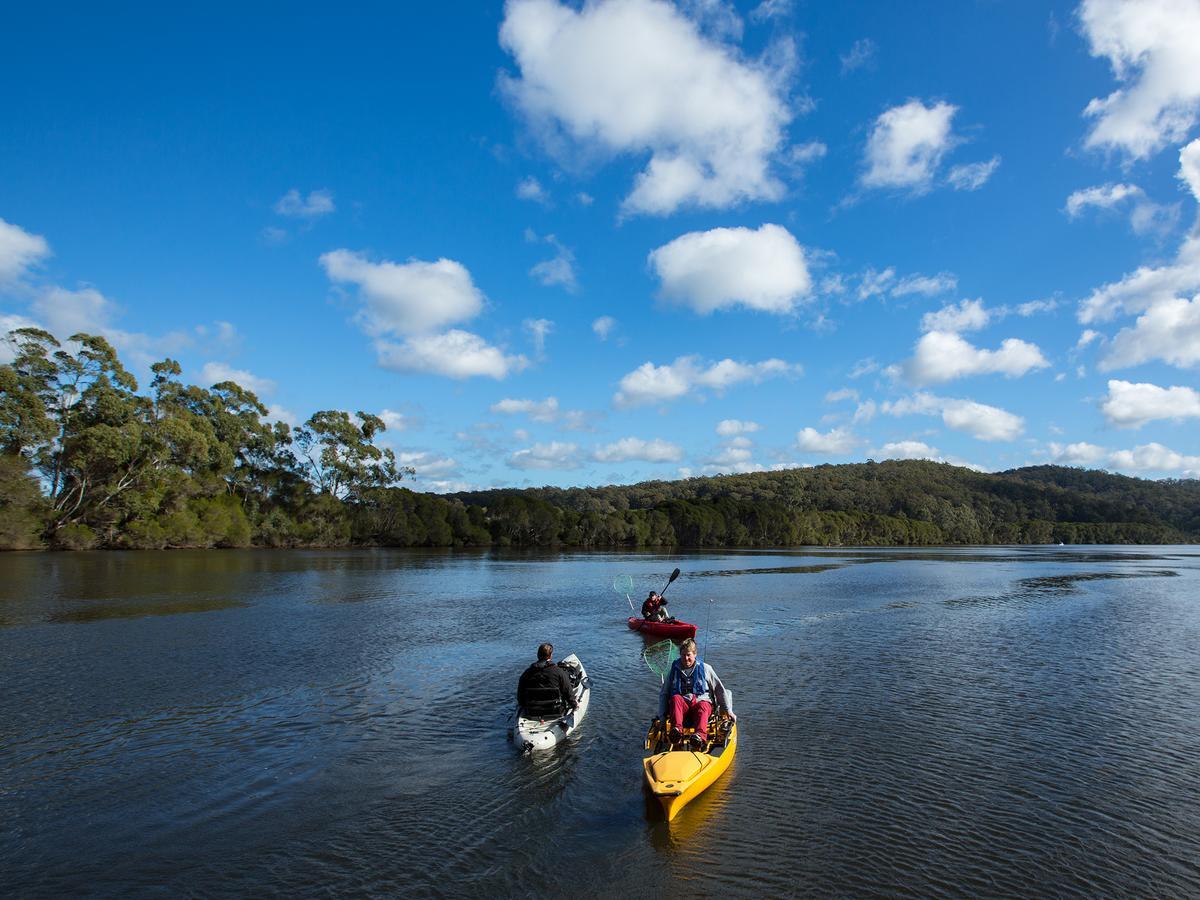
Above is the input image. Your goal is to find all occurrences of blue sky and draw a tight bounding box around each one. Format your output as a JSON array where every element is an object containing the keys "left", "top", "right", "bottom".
[{"left": 2, "top": 0, "right": 1199, "bottom": 491}]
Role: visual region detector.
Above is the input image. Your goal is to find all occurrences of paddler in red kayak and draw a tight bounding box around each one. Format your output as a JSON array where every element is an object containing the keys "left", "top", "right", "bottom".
[{"left": 642, "top": 591, "right": 678, "bottom": 623}]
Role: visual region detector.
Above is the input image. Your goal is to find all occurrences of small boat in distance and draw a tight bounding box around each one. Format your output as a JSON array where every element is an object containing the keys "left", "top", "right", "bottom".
[{"left": 627, "top": 616, "right": 697, "bottom": 639}]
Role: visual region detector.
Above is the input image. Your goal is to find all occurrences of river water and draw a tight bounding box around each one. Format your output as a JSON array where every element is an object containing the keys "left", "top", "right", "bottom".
[{"left": 2, "top": 547, "right": 1199, "bottom": 897}]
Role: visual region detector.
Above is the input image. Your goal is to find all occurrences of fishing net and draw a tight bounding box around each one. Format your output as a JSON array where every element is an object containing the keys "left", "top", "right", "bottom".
[
  {"left": 611, "top": 574, "right": 634, "bottom": 596},
  {"left": 643, "top": 639, "right": 679, "bottom": 682}
]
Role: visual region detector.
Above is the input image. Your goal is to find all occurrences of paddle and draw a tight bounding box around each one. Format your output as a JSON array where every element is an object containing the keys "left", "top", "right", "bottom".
[{"left": 659, "top": 567, "right": 681, "bottom": 597}]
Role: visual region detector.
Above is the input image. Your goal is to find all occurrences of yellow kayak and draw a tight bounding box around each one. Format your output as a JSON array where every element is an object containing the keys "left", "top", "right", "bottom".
[{"left": 642, "top": 712, "right": 737, "bottom": 822}]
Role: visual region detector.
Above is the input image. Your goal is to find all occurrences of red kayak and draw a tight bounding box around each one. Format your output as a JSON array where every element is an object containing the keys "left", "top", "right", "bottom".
[{"left": 627, "top": 617, "right": 697, "bottom": 638}]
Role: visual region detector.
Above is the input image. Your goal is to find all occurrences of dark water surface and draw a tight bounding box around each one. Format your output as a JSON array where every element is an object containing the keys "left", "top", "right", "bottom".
[{"left": 2, "top": 547, "right": 1199, "bottom": 897}]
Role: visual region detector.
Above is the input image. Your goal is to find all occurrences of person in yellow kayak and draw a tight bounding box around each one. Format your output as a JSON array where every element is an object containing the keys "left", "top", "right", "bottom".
[
  {"left": 517, "top": 643, "right": 578, "bottom": 718},
  {"left": 659, "top": 638, "right": 735, "bottom": 748}
]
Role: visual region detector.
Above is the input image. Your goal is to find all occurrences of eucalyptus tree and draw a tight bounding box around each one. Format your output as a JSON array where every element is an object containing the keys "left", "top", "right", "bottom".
[{"left": 293, "top": 410, "right": 414, "bottom": 501}]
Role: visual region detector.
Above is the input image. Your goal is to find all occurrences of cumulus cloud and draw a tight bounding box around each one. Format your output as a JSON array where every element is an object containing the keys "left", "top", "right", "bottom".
[
  {"left": 592, "top": 315, "right": 616, "bottom": 339},
  {"left": 0, "top": 313, "right": 39, "bottom": 363},
  {"left": 523, "top": 317, "right": 554, "bottom": 353},
  {"left": 861, "top": 99, "right": 959, "bottom": 193},
  {"left": 516, "top": 176, "right": 551, "bottom": 205},
  {"left": 947, "top": 156, "right": 1000, "bottom": 191},
  {"left": 1079, "top": 0, "right": 1200, "bottom": 159},
  {"left": 1101, "top": 378, "right": 1200, "bottom": 427},
  {"left": 1065, "top": 182, "right": 1179, "bottom": 235},
  {"left": 882, "top": 392, "right": 1024, "bottom": 441},
  {"left": 375, "top": 330, "right": 528, "bottom": 379},
  {"left": 1078, "top": 234, "right": 1200, "bottom": 324},
  {"left": 716, "top": 418, "right": 760, "bottom": 435},
  {"left": 1181, "top": 138, "right": 1200, "bottom": 201},
  {"left": 199, "top": 362, "right": 276, "bottom": 396},
  {"left": 649, "top": 224, "right": 811, "bottom": 314},
  {"left": 0, "top": 217, "right": 50, "bottom": 284},
  {"left": 613, "top": 354, "right": 798, "bottom": 408},
  {"left": 498, "top": 0, "right": 793, "bottom": 216},
  {"left": 796, "top": 425, "right": 860, "bottom": 454},
  {"left": 1109, "top": 442, "right": 1200, "bottom": 476},
  {"left": 1048, "top": 441, "right": 1109, "bottom": 465},
  {"left": 491, "top": 396, "right": 561, "bottom": 423},
  {"left": 274, "top": 189, "right": 335, "bottom": 219},
  {"left": 320, "top": 250, "right": 485, "bottom": 335},
  {"left": 899, "top": 330, "right": 1049, "bottom": 384},
  {"left": 592, "top": 437, "right": 683, "bottom": 462},
  {"left": 876, "top": 440, "right": 939, "bottom": 460},
  {"left": 394, "top": 451, "right": 460, "bottom": 480},
  {"left": 379, "top": 409, "right": 410, "bottom": 433},
  {"left": 507, "top": 440, "right": 580, "bottom": 470},
  {"left": 920, "top": 298, "right": 990, "bottom": 333},
  {"left": 1101, "top": 294, "right": 1200, "bottom": 369},
  {"left": 858, "top": 267, "right": 896, "bottom": 299}
]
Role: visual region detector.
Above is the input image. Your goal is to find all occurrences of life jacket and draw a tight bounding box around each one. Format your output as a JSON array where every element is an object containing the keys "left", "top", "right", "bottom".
[
  {"left": 641, "top": 597, "right": 658, "bottom": 618},
  {"left": 669, "top": 657, "right": 707, "bottom": 699},
  {"left": 518, "top": 661, "right": 568, "bottom": 717}
]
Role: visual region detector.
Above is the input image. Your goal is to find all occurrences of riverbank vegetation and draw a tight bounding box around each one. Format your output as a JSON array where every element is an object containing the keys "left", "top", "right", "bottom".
[{"left": 2, "top": 328, "right": 1198, "bottom": 550}]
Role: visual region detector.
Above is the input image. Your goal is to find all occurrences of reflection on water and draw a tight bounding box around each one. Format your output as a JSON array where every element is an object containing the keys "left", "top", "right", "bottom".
[{"left": 2, "top": 546, "right": 1199, "bottom": 896}]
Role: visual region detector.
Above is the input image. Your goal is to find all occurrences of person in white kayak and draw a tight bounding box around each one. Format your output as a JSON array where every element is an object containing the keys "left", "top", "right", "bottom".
[
  {"left": 517, "top": 643, "right": 578, "bottom": 718},
  {"left": 659, "top": 638, "right": 735, "bottom": 748}
]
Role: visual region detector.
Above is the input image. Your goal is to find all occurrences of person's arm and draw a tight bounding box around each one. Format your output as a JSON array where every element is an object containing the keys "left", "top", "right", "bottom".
[{"left": 706, "top": 664, "right": 735, "bottom": 719}]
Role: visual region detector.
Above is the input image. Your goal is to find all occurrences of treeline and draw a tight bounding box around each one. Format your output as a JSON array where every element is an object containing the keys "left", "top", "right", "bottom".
[{"left": 2, "top": 328, "right": 1198, "bottom": 551}]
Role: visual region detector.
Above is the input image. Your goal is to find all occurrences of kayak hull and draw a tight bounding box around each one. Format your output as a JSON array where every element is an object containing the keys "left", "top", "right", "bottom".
[
  {"left": 627, "top": 617, "right": 697, "bottom": 639},
  {"left": 511, "top": 654, "right": 590, "bottom": 752},
  {"left": 643, "top": 717, "right": 737, "bottom": 822}
]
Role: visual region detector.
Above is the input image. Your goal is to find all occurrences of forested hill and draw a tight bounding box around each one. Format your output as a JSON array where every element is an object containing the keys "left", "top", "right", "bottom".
[{"left": 448, "top": 460, "right": 1200, "bottom": 546}]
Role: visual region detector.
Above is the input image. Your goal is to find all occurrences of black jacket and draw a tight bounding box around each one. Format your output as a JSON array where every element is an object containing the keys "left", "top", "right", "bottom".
[{"left": 517, "top": 660, "right": 577, "bottom": 717}]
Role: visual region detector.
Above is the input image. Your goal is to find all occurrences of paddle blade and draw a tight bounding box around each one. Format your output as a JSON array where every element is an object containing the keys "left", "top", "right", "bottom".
[
  {"left": 643, "top": 639, "right": 679, "bottom": 679},
  {"left": 612, "top": 574, "right": 634, "bottom": 595}
]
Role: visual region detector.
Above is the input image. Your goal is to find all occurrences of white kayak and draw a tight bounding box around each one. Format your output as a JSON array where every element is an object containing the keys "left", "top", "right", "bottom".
[{"left": 511, "top": 654, "right": 591, "bottom": 752}]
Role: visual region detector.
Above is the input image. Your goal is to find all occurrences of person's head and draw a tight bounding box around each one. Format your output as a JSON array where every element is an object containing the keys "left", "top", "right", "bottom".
[
  {"left": 679, "top": 638, "right": 697, "bottom": 667},
  {"left": 647, "top": 591, "right": 658, "bottom": 601},
  {"left": 537, "top": 642, "right": 553, "bottom": 662}
]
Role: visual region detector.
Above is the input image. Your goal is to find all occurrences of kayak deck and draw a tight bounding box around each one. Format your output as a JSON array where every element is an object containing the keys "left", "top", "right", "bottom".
[
  {"left": 642, "top": 713, "right": 737, "bottom": 821},
  {"left": 627, "top": 617, "right": 697, "bottom": 638}
]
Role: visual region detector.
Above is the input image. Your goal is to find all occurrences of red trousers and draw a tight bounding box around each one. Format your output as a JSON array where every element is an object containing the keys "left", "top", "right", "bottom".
[{"left": 669, "top": 694, "right": 713, "bottom": 740}]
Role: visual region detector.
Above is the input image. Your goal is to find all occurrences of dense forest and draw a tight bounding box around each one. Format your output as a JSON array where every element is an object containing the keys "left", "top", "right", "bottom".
[{"left": 2, "top": 328, "right": 1198, "bottom": 551}]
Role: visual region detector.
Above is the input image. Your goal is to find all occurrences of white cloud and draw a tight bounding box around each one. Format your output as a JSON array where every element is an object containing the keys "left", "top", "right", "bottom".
[
  {"left": 1077, "top": 329, "right": 1102, "bottom": 348},
  {"left": 900, "top": 330, "right": 1050, "bottom": 384},
  {"left": 790, "top": 141, "right": 827, "bottom": 165},
  {"left": 379, "top": 409, "right": 410, "bottom": 433},
  {"left": 375, "top": 330, "right": 528, "bottom": 379},
  {"left": 508, "top": 440, "right": 581, "bottom": 470},
  {"left": 0, "top": 217, "right": 50, "bottom": 284},
  {"left": 853, "top": 399, "right": 877, "bottom": 423},
  {"left": 861, "top": 99, "right": 958, "bottom": 193},
  {"left": 1078, "top": 234, "right": 1200, "bottom": 323},
  {"left": 877, "top": 440, "right": 939, "bottom": 460},
  {"left": 649, "top": 224, "right": 811, "bottom": 315},
  {"left": 679, "top": 0, "right": 744, "bottom": 41},
  {"left": 30, "top": 285, "right": 117, "bottom": 338},
  {"left": 592, "top": 437, "right": 683, "bottom": 462},
  {"left": 858, "top": 267, "right": 895, "bottom": 299},
  {"left": 614, "top": 355, "right": 798, "bottom": 408},
  {"left": 199, "top": 362, "right": 276, "bottom": 396},
  {"left": 891, "top": 272, "right": 957, "bottom": 297},
  {"left": 840, "top": 38, "right": 876, "bottom": 74},
  {"left": 516, "top": 176, "right": 551, "bottom": 204},
  {"left": 849, "top": 358, "right": 879, "bottom": 378},
  {"left": 266, "top": 404, "right": 299, "bottom": 428},
  {"left": 1018, "top": 298, "right": 1059, "bottom": 316},
  {"left": 395, "top": 451, "right": 460, "bottom": 479},
  {"left": 882, "top": 392, "right": 1024, "bottom": 441},
  {"left": 320, "top": 250, "right": 485, "bottom": 335},
  {"left": 1101, "top": 294, "right": 1200, "bottom": 369},
  {"left": 824, "top": 388, "right": 858, "bottom": 404},
  {"left": 1180, "top": 138, "right": 1200, "bottom": 201},
  {"left": 1101, "top": 378, "right": 1200, "bottom": 427},
  {"left": 491, "top": 396, "right": 561, "bottom": 423},
  {"left": 592, "top": 315, "right": 616, "bottom": 339},
  {"left": 1048, "top": 441, "right": 1109, "bottom": 465},
  {"left": 499, "top": 0, "right": 793, "bottom": 216},
  {"left": 920, "top": 298, "right": 990, "bottom": 333},
  {"left": 274, "top": 189, "right": 335, "bottom": 219},
  {"left": 1065, "top": 182, "right": 1178, "bottom": 235},
  {"left": 750, "top": 0, "right": 791, "bottom": 21},
  {"left": 1109, "top": 442, "right": 1200, "bottom": 476},
  {"left": 0, "top": 313, "right": 39, "bottom": 363},
  {"left": 576, "top": 191, "right": 595, "bottom": 206},
  {"left": 947, "top": 156, "right": 1000, "bottom": 191},
  {"left": 523, "top": 317, "right": 554, "bottom": 353},
  {"left": 1079, "top": 0, "right": 1200, "bottom": 159},
  {"left": 716, "top": 418, "right": 760, "bottom": 435},
  {"left": 795, "top": 426, "right": 859, "bottom": 454},
  {"left": 529, "top": 234, "right": 577, "bottom": 291}
]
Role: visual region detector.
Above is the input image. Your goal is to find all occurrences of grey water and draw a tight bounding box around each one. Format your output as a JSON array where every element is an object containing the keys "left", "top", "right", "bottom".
[{"left": 2, "top": 546, "right": 1199, "bottom": 897}]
